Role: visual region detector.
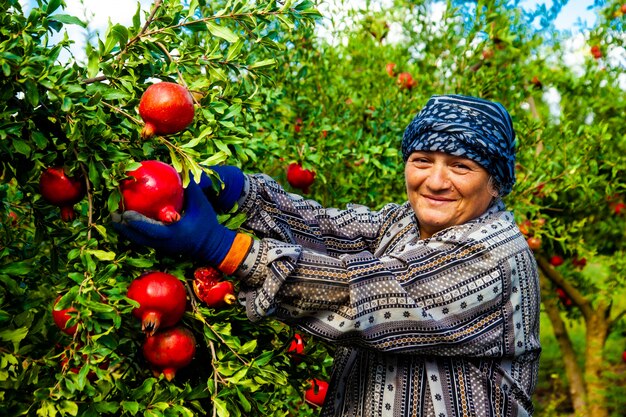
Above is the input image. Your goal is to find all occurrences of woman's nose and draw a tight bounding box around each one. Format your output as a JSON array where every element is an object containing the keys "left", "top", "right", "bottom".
[{"left": 425, "top": 165, "right": 452, "bottom": 190}]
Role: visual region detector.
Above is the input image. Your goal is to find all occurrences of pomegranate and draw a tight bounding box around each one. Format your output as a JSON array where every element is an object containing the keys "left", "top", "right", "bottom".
[
  {"left": 193, "top": 273, "right": 236, "bottom": 308},
  {"left": 39, "top": 167, "right": 86, "bottom": 221},
  {"left": 526, "top": 237, "right": 541, "bottom": 251},
  {"left": 396, "top": 72, "right": 415, "bottom": 90},
  {"left": 142, "top": 326, "right": 196, "bottom": 381},
  {"left": 127, "top": 271, "right": 187, "bottom": 336},
  {"left": 52, "top": 295, "right": 79, "bottom": 336},
  {"left": 119, "top": 160, "right": 184, "bottom": 223},
  {"left": 556, "top": 288, "right": 572, "bottom": 308},
  {"left": 304, "top": 378, "right": 329, "bottom": 408},
  {"left": 138, "top": 82, "right": 194, "bottom": 139},
  {"left": 287, "top": 333, "right": 305, "bottom": 364},
  {"left": 286, "top": 162, "right": 316, "bottom": 194},
  {"left": 549, "top": 255, "right": 564, "bottom": 267},
  {"left": 590, "top": 45, "right": 602, "bottom": 59},
  {"left": 193, "top": 266, "right": 222, "bottom": 287},
  {"left": 385, "top": 62, "right": 396, "bottom": 77}
]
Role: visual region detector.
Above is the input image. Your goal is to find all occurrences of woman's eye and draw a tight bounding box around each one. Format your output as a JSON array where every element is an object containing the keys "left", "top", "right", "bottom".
[{"left": 451, "top": 163, "right": 471, "bottom": 172}]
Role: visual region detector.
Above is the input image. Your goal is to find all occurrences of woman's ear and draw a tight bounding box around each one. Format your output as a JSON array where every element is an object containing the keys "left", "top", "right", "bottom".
[{"left": 488, "top": 176, "right": 501, "bottom": 198}]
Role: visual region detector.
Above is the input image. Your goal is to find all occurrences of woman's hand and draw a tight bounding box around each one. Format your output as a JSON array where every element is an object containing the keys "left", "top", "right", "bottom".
[
  {"left": 113, "top": 179, "right": 237, "bottom": 266},
  {"left": 198, "top": 165, "right": 245, "bottom": 212}
]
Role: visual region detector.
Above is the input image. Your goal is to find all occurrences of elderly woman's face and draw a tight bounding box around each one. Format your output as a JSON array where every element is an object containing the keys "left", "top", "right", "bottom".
[{"left": 405, "top": 151, "right": 495, "bottom": 239}]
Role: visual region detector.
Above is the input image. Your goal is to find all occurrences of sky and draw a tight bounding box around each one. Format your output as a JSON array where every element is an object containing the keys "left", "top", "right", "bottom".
[{"left": 19, "top": 0, "right": 599, "bottom": 60}]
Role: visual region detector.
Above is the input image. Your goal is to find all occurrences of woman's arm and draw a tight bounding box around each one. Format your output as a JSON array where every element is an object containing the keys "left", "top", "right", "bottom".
[
  {"left": 235, "top": 207, "right": 541, "bottom": 359},
  {"left": 237, "top": 173, "right": 399, "bottom": 256}
]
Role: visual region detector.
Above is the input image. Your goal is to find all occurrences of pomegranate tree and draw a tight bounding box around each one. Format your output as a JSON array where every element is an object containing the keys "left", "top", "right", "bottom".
[
  {"left": 193, "top": 266, "right": 236, "bottom": 308},
  {"left": 138, "top": 82, "right": 195, "bottom": 139},
  {"left": 127, "top": 271, "right": 187, "bottom": 336},
  {"left": 39, "top": 167, "right": 86, "bottom": 221},
  {"left": 142, "top": 326, "right": 196, "bottom": 381},
  {"left": 286, "top": 162, "right": 316, "bottom": 194},
  {"left": 119, "top": 160, "right": 184, "bottom": 223}
]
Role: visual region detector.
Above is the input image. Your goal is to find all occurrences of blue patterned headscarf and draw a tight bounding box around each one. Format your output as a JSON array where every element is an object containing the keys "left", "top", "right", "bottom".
[{"left": 402, "top": 94, "right": 517, "bottom": 196}]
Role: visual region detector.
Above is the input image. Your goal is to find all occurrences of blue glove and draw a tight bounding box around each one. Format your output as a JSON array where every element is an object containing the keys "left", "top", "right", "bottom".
[
  {"left": 112, "top": 179, "right": 236, "bottom": 266},
  {"left": 198, "top": 165, "right": 245, "bottom": 212}
]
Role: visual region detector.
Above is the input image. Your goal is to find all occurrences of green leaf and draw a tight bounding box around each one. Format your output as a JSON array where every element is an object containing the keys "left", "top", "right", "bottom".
[
  {"left": 0, "top": 261, "right": 31, "bottom": 276},
  {"left": 59, "top": 400, "right": 78, "bottom": 416},
  {"left": 49, "top": 14, "right": 87, "bottom": 27},
  {"left": 248, "top": 58, "right": 276, "bottom": 70},
  {"left": 121, "top": 400, "right": 141, "bottom": 414},
  {"left": 206, "top": 21, "right": 239, "bottom": 43},
  {"left": 12, "top": 139, "right": 31, "bottom": 157},
  {"left": 130, "top": 378, "right": 156, "bottom": 400},
  {"left": 0, "top": 327, "right": 28, "bottom": 346},
  {"left": 226, "top": 38, "right": 245, "bottom": 61},
  {"left": 45, "top": 0, "right": 62, "bottom": 14},
  {"left": 213, "top": 398, "right": 229, "bottom": 417},
  {"left": 84, "top": 249, "right": 115, "bottom": 261},
  {"left": 23, "top": 80, "right": 39, "bottom": 107},
  {"left": 94, "top": 402, "right": 120, "bottom": 413},
  {"left": 104, "top": 24, "right": 129, "bottom": 55}
]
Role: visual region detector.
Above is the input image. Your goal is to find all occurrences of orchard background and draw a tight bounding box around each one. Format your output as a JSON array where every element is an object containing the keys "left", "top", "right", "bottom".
[{"left": 1, "top": 0, "right": 626, "bottom": 416}]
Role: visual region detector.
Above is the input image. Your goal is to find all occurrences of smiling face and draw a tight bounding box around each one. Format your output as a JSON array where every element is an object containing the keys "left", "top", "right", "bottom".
[{"left": 405, "top": 151, "right": 496, "bottom": 239}]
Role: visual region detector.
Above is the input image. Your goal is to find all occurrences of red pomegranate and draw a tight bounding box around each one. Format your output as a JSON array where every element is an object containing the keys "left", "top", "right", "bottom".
[
  {"left": 127, "top": 271, "right": 187, "bottom": 336},
  {"left": 52, "top": 295, "right": 79, "bottom": 336},
  {"left": 304, "top": 378, "right": 329, "bottom": 408},
  {"left": 138, "top": 82, "right": 194, "bottom": 139},
  {"left": 549, "top": 255, "right": 564, "bottom": 267},
  {"left": 287, "top": 162, "right": 316, "bottom": 194},
  {"left": 142, "top": 326, "right": 196, "bottom": 381},
  {"left": 119, "top": 160, "right": 184, "bottom": 223},
  {"left": 39, "top": 167, "right": 86, "bottom": 221},
  {"left": 287, "top": 333, "right": 305, "bottom": 364},
  {"left": 385, "top": 62, "right": 396, "bottom": 77},
  {"left": 193, "top": 273, "right": 236, "bottom": 308},
  {"left": 396, "top": 72, "right": 415, "bottom": 90}
]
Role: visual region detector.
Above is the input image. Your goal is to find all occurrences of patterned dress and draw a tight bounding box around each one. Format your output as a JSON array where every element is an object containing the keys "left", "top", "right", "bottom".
[{"left": 233, "top": 174, "right": 541, "bottom": 417}]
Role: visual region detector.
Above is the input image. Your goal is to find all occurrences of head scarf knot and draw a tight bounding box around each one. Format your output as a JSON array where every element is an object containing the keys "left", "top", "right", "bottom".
[{"left": 402, "top": 94, "right": 517, "bottom": 196}]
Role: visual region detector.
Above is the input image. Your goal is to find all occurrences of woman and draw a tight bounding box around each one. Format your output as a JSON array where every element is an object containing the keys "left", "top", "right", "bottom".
[{"left": 114, "top": 94, "right": 541, "bottom": 416}]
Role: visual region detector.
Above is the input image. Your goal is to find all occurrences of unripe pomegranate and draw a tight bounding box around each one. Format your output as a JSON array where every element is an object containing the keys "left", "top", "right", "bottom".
[
  {"left": 287, "top": 162, "right": 316, "bottom": 194},
  {"left": 39, "top": 167, "right": 86, "bottom": 221},
  {"left": 385, "top": 62, "right": 396, "bottom": 77},
  {"left": 138, "top": 82, "right": 194, "bottom": 139},
  {"left": 127, "top": 271, "right": 187, "bottom": 336},
  {"left": 142, "top": 326, "right": 196, "bottom": 381},
  {"left": 119, "top": 160, "right": 184, "bottom": 223},
  {"left": 52, "top": 295, "right": 79, "bottom": 336},
  {"left": 304, "top": 378, "right": 329, "bottom": 408}
]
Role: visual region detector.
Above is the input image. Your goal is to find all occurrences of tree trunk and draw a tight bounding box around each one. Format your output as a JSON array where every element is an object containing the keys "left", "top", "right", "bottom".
[
  {"left": 539, "top": 272, "right": 587, "bottom": 413},
  {"left": 584, "top": 303, "right": 611, "bottom": 417}
]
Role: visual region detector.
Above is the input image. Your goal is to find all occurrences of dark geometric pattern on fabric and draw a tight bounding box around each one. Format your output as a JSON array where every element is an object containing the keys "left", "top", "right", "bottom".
[
  {"left": 401, "top": 94, "right": 517, "bottom": 195},
  {"left": 234, "top": 174, "right": 540, "bottom": 416}
]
